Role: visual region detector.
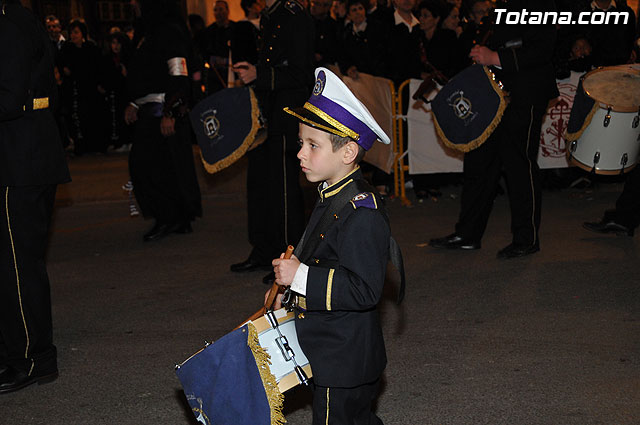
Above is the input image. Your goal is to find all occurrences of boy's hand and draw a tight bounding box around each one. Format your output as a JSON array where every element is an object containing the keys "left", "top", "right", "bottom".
[{"left": 272, "top": 253, "right": 300, "bottom": 286}]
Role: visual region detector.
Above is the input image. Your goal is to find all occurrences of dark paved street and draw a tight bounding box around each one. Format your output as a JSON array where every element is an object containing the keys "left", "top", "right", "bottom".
[{"left": 1, "top": 151, "right": 638, "bottom": 424}]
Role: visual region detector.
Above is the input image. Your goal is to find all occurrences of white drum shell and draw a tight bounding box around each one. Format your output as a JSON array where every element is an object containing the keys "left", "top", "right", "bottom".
[
  {"left": 570, "top": 106, "right": 640, "bottom": 174},
  {"left": 251, "top": 309, "right": 312, "bottom": 392}
]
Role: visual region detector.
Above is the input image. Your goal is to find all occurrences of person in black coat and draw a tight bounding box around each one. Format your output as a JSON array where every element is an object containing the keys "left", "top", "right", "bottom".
[
  {"left": 232, "top": 0, "right": 264, "bottom": 65},
  {"left": 383, "top": 0, "right": 422, "bottom": 85},
  {"left": 124, "top": 0, "right": 202, "bottom": 242},
  {"left": 233, "top": 0, "right": 314, "bottom": 282},
  {"left": 430, "top": 0, "right": 559, "bottom": 258},
  {"left": 416, "top": 0, "right": 465, "bottom": 79},
  {"left": 60, "top": 20, "right": 107, "bottom": 154},
  {"left": 338, "top": 0, "right": 386, "bottom": 77},
  {"left": 0, "top": 0, "right": 71, "bottom": 394},
  {"left": 204, "top": 0, "right": 236, "bottom": 93},
  {"left": 578, "top": 0, "right": 637, "bottom": 67},
  {"left": 102, "top": 32, "right": 131, "bottom": 151},
  {"left": 311, "top": 0, "right": 340, "bottom": 67}
]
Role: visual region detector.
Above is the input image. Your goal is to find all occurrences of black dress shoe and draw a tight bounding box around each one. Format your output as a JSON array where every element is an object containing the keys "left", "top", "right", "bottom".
[
  {"left": 143, "top": 222, "right": 171, "bottom": 242},
  {"left": 429, "top": 233, "right": 480, "bottom": 250},
  {"left": 583, "top": 219, "right": 634, "bottom": 236},
  {"left": 173, "top": 221, "right": 193, "bottom": 234},
  {"left": 497, "top": 242, "right": 540, "bottom": 259},
  {"left": 262, "top": 271, "right": 276, "bottom": 285},
  {"left": 230, "top": 258, "right": 271, "bottom": 273},
  {"left": 0, "top": 366, "right": 58, "bottom": 394}
]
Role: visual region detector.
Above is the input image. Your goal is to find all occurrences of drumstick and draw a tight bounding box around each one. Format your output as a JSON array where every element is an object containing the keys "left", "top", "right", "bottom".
[
  {"left": 264, "top": 245, "right": 295, "bottom": 311},
  {"left": 234, "top": 245, "right": 295, "bottom": 329}
]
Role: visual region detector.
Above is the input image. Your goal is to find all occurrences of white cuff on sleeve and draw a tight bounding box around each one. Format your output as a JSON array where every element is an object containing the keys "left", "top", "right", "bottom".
[
  {"left": 167, "top": 57, "right": 188, "bottom": 76},
  {"left": 290, "top": 263, "right": 309, "bottom": 296}
]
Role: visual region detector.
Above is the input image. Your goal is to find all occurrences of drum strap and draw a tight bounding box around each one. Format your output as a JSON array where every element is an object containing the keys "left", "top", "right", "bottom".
[{"left": 293, "top": 179, "right": 405, "bottom": 304}]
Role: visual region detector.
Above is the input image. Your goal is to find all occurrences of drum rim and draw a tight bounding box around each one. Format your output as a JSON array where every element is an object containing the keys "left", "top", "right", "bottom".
[
  {"left": 567, "top": 154, "right": 638, "bottom": 175},
  {"left": 581, "top": 66, "right": 640, "bottom": 113}
]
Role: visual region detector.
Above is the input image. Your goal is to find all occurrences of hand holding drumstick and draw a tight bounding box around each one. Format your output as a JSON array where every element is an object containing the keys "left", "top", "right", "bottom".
[{"left": 265, "top": 248, "right": 300, "bottom": 310}]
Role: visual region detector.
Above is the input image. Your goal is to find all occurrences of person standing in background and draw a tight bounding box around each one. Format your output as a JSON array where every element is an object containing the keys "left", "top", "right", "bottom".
[
  {"left": 59, "top": 20, "right": 107, "bottom": 155},
  {"left": 124, "top": 0, "right": 202, "bottom": 242},
  {"left": 204, "top": 0, "right": 236, "bottom": 93},
  {"left": 233, "top": 0, "right": 314, "bottom": 284}
]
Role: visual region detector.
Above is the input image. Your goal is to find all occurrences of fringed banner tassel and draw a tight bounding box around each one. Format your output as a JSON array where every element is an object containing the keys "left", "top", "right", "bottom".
[
  {"left": 200, "top": 87, "right": 262, "bottom": 174},
  {"left": 247, "top": 323, "right": 286, "bottom": 425},
  {"left": 433, "top": 66, "right": 508, "bottom": 153},
  {"left": 564, "top": 102, "right": 599, "bottom": 142}
]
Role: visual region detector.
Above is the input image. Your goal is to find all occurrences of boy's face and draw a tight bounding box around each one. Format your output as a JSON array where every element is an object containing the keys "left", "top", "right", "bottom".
[{"left": 297, "top": 124, "right": 352, "bottom": 186}]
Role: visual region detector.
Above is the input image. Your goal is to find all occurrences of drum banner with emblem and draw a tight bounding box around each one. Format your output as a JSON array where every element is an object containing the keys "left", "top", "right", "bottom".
[
  {"left": 190, "top": 87, "right": 262, "bottom": 174},
  {"left": 430, "top": 65, "right": 507, "bottom": 153},
  {"left": 176, "top": 323, "right": 284, "bottom": 425},
  {"left": 564, "top": 77, "right": 597, "bottom": 142}
]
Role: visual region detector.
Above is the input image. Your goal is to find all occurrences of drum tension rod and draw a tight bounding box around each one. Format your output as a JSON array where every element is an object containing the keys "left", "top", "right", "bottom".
[
  {"left": 265, "top": 310, "right": 309, "bottom": 386},
  {"left": 568, "top": 140, "right": 577, "bottom": 161},
  {"left": 620, "top": 154, "right": 628, "bottom": 175},
  {"left": 603, "top": 107, "right": 612, "bottom": 127},
  {"left": 590, "top": 152, "right": 600, "bottom": 174},
  {"left": 633, "top": 107, "right": 640, "bottom": 129}
]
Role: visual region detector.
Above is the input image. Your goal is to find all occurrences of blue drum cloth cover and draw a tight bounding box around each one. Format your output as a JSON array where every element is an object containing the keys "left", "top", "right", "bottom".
[
  {"left": 190, "top": 87, "right": 262, "bottom": 174},
  {"left": 430, "top": 65, "right": 507, "bottom": 153},
  {"left": 176, "top": 324, "right": 284, "bottom": 425},
  {"left": 564, "top": 77, "right": 598, "bottom": 142}
]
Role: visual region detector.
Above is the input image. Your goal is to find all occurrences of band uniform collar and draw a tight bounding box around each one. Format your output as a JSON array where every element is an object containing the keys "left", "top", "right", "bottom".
[{"left": 318, "top": 166, "right": 361, "bottom": 202}]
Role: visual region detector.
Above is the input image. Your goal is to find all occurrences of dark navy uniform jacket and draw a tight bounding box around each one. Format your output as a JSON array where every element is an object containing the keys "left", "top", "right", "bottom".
[
  {"left": 487, "top": 0, "right": 559, "bottom": 107},
  {"left": 0, "top": 3, "right": 70, "bottom": 187},
  {"left": 294, "top": 168, "right": 389, "bottom": 388},
  {"left": 255, "top": 0, "right": 314, "bottom": 143}
]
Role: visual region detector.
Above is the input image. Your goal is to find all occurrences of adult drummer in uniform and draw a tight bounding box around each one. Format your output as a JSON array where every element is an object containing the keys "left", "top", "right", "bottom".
[
  {"left": 0, "top": 0, "right": 70, "bottom": 393},
  {"left": 232, "top": 0, "right": 314, "bottom": 280},
  {"left": 430, "top": 0, "right": 559, "bottom": 258}
]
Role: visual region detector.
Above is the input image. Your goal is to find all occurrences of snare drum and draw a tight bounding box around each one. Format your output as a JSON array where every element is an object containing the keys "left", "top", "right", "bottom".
[
  {"left": 567, "top": 66, "right": 640, "bottom": 174},
  {"left": 175, "top": 309, "right": 312, "bottom": 425},
  {"left": 251, "top": 308, "right": 313, "bottom": 393}
]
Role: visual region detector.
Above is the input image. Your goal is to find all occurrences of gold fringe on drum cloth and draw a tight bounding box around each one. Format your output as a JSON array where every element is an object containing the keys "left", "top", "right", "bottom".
[
  {"left": 564, "top": 102, "right": 599, "bottom": 142},
  {"left": 247, "top": 323, "right": 286, "bottom": 425},
  {"left": 432, "top": 66, "right": 508, "bottom": 153},
  {"left": 199, "top": 87, "right": 262, "bottom": 174}
]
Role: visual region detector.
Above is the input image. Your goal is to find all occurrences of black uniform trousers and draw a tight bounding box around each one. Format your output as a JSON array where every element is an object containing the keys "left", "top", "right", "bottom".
[
  {"left": 609, "top": 166, "right": 640, "bottom": 230},
  {"left": 129, "top": 105, "right": 202, "bottom": 225},
  {"left": 0, "top": 185, "right": 58, "bottom": 375},
  {"left": 312, "top": 380, "right": 383, "bottom": 425},
  {"left": 246, "top": 132, "right": 305, "bottom": 263},
  {"left": 456, "top": 102, "right": 547, "bottom": 246}
]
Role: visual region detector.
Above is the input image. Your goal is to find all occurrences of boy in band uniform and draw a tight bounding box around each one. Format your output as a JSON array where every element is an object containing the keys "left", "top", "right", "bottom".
[{"left": 271, "top": 68, "right": 391, "bottom": 424}]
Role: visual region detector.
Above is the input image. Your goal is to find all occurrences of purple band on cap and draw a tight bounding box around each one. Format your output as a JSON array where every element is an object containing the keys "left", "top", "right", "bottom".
[{"left": 307, "top": 94, "right": 378, "bottom": 150}]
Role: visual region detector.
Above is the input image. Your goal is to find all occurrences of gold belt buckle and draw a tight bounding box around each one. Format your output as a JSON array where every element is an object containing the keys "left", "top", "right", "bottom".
[
  {"left": 296, "top": 295, "right": 307, "bottom": 311},
  {"left": 33, "top": 97, "right": 49, "bottom": 110}
]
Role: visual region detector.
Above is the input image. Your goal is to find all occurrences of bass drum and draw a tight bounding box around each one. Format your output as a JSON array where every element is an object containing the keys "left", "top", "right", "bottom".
[{"left": 567, "top": 65, "right": 640, "bottom": 174}]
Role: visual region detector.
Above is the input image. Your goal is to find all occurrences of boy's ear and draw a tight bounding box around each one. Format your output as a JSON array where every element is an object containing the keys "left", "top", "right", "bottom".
[{"left": 343, "top": 141, "right": 359, "bottom": 164}]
